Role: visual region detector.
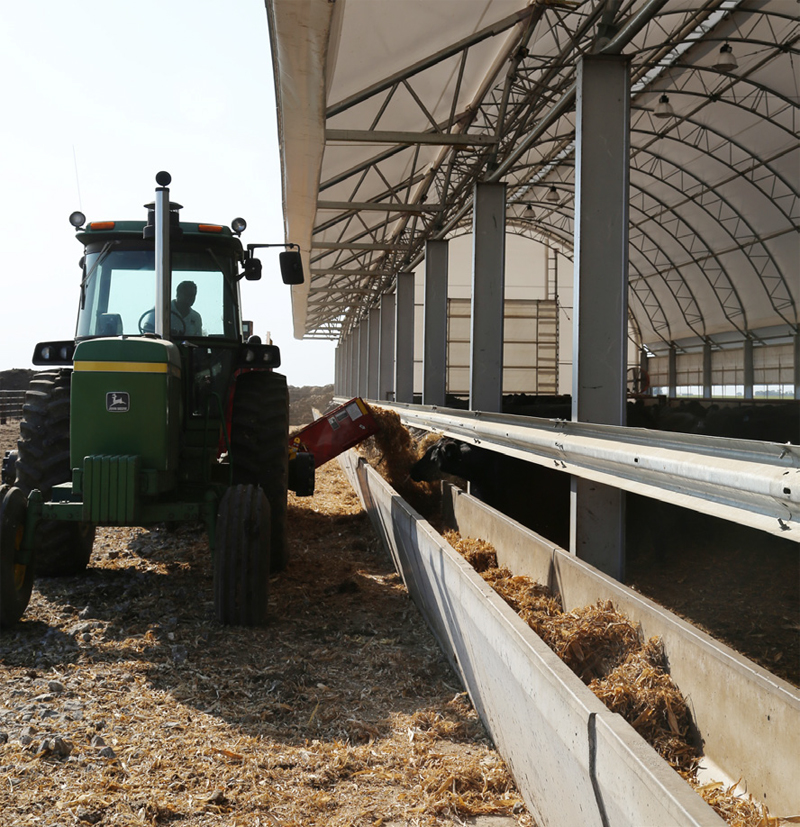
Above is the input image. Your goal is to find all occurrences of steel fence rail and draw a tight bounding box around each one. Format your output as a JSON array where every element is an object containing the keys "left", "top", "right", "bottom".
[
  {"left": 358, "top": 400, "right": 799, "bottom": 543},
  {"left": 0, "top": 390, "right": 26, "bottom": 423}
]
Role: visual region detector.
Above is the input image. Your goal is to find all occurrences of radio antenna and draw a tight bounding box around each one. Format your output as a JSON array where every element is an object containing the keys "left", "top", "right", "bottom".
[{"left": 72, "top": 145, "right": 83, "bottom": 211}]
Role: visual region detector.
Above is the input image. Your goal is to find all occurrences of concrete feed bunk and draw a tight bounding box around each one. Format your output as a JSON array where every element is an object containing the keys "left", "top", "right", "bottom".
[{"left": 339, "top": 450, "right": 799, "bottom": 826}]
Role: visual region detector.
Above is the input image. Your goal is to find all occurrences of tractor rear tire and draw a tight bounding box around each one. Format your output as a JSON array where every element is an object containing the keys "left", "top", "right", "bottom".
[
  {"left": 0, "top": 485, "right": 35, "bottom": 627},
  {"left": 214, "top": 484, "right": 270, "bottom": 627},
  {"left": 15, "top": 370, "right": 95, "bottom": 576},
  {"left": 230, "top": 371, "right": 289, "bottom": 573}
]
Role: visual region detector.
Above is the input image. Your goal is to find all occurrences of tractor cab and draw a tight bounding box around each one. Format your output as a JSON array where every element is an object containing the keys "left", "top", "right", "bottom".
[
  {"left": 73, "top": 222, "right": 253, "bottom": 419},
  {"left": 76, "top": 243, "right": 241, "bottom": 341}
]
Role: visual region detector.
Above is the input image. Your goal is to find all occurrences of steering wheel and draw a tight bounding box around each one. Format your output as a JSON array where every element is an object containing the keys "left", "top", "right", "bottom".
[{"left": 137, "top": 310, "right": 186, "bottom": 336}]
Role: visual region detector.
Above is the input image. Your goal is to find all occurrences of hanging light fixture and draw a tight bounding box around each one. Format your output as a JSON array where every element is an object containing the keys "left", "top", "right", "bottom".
[
  {"left": 713, "top": 42, "right": 738, "bottom": 71},
  {"left": 654, "top": 93, "right": 675, "bottom": 119},
  {"left": 545, "top": 186, "right": 559, "bottom": 203},
  {"left": 524, "top": 203, "right": 535, "bottom": 219}
]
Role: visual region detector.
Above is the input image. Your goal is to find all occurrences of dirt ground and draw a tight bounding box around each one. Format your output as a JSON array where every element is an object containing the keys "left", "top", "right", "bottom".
[{"left": 0, "top": 421, "right": 528, "bottom": 827}]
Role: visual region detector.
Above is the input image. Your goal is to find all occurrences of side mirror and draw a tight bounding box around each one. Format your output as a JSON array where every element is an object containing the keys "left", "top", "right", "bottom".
[
  {"left": 244, "top": 258, "right": 262, "bottom": 281},
  {"left": 279, "top": 250, "right": 304, "bottom": 285}
]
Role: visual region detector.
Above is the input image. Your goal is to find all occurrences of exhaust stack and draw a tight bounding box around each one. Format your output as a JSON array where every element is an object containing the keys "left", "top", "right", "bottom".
[{"left": 153, "top": 171, "right": 172, "bottom": 339}]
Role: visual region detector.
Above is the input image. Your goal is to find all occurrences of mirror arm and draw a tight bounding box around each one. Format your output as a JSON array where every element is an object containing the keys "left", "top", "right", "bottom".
[{"left": 245, "top": 242, "right": 299, "bottom": 259}]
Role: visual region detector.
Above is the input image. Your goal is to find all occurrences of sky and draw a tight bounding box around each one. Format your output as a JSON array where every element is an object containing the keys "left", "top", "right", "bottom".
[{"left": 0, "top": 0, "right": 336, "bottom": 388}]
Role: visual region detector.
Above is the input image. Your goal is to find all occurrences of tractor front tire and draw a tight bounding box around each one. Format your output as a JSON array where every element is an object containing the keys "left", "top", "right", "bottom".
[
  {"left": 288, "top": 451, "right": 316, "bottom": 497},
  {"left": 15, "top": 370, "right": 95, "bottom": 576},
  {"left": 214, "top": 484, "right": 271, "bottom": 627},
  {"left": 230, "top": 371, "right": 290, "bottom": 573},
  {"left": 0, "top": 485, "right": 35, "bottom": 627}
]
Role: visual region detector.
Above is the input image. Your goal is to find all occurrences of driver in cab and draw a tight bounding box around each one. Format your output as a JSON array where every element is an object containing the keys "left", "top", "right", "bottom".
[
  {"left": 140, "top": 280, "right": 204, "bottom": 336},
  {"left": 171, "top": 280, "right": 203, "bottom": 335}
]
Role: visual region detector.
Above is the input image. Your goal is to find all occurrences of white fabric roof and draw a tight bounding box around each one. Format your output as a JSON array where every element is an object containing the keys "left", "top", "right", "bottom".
[{"left": 267, "top": 0, "right": 799, "bottom": 351}]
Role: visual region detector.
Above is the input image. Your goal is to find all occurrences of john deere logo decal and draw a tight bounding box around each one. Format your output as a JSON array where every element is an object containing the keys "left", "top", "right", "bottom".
[{"left": 106, "top": 392, "right": 130, "bottom": 413}]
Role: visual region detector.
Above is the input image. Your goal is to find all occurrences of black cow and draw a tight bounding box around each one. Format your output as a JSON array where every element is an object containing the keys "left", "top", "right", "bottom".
[{"left": 411, "top": 438, "right": 570, "bottom": 548}]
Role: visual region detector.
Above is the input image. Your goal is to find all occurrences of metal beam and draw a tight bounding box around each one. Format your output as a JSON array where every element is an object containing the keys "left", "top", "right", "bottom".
[
  {"left": 310, "top": 269, "right": 392, "bottom": 277},
  {"left": 395, "top": 273, "right": 415, "bottom": 404},
  {"left": 571, "top": 54, "right": 630, "bottom": 579},
  {"left": 368, "top": 308, "right": 380, "bottom": 400},
  {"left": 326, "top": 6, "right": 539, "bottom": 117},
  {"left": 326, "top": 129, "right": 498, "bottom": 146},
  {"left": 358, "top": 320, "right": 369, "bottom": 397},
  {"left": 379, "top": 293, "right": 396, "bottom": 402},
  {"left": 370, "top": 402, "right": 800, "bottom": 542},
  {"left": 423, "top": 240, "right": 448, "bottom": 406},
  {"left": 318, "top": 200, "right": 443, "bottom": 213},
  {"left": 668, "top": 345, "right": 678, "bottom": 398},
  {"left": 311, "top": 241, "right": 410, "bottom": 251},
  {"left": 795, "top": 330, "right": 800, "bottom": 402},
  {"left": 744, "top": 336, "right": 755, "bottom": 400},
  {"left": 470, "top": 182, "right": 506, "bottom": 413}
]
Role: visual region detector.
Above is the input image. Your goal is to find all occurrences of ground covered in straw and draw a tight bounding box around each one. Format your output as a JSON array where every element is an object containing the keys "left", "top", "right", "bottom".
[{"left": 0, "top": 421, "right": 528, "bottom": 827}]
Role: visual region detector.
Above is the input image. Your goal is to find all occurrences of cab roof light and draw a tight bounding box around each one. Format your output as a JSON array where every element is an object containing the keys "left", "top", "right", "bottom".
[
  {"left": 88, "top": 221, "right": 116, "bottom": 230},
  {"left": 198, "top": 224, "right": 224, "bottom": 233}
]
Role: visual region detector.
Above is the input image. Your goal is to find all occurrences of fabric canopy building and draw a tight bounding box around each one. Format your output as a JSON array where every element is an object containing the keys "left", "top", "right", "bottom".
[{"left": 266, "top": 0, "right": 798, "bottom": 393}]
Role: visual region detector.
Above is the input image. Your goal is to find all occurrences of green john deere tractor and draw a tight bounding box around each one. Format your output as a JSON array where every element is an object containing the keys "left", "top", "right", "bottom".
[{"left": 0, "top": 172, "right": 307, "bottom": 628}]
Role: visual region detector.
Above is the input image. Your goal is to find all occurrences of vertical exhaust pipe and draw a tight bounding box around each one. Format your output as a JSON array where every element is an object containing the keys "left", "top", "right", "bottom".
[{"left": 154, "top": 171, "right": 172, "bottom": 339}]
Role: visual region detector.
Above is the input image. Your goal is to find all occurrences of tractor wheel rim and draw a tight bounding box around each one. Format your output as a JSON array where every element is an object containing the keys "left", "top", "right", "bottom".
[{"left": 12, "top": 524, "right": 25, "bottom": 591}]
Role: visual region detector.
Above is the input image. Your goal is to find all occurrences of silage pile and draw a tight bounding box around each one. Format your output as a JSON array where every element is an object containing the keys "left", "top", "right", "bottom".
[{"left": 445, "top": 532, "right": 784, "bottom": 827}]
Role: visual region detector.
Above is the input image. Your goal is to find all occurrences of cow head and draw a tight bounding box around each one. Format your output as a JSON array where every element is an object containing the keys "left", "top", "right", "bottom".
[{"left": 410, "top": 438, "right": 465, "bottom": 482}]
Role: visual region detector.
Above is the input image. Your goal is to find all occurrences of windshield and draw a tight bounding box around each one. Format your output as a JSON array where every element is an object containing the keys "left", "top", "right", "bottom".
[{"left": 76, "top": 246, "right": 240, "bottom": 340}]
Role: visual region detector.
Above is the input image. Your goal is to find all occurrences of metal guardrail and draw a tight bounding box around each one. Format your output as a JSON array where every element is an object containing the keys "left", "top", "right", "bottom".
[
  {"left": 0, "top": 390, "right": 26, "bottom": 423},
  {"left": 360, "top": 400, "right": 799, "bottom": 542}
]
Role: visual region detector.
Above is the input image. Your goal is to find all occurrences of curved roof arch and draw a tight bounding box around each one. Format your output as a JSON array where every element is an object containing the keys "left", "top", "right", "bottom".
[{"left": 266, "top": 0, "right": 799, "bottom": 350}]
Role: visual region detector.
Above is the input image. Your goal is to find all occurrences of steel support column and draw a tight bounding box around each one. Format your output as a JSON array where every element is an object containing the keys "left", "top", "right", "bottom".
[
  {"left": 639, "top": 348, "right": 649, "bottom": 395},
  {"left": 346, "top": 334, "right": 355, "bottom": 397},
  {"left": 743, "top": 336, "right": 754, "bottom": 400},
  {"left": 794, "top": 330, "right": 800, "bottom": 401},
  {"left": 342, "top": 335, "right": 349, "bottom": 397},
  {"left": 571, "top": 55, "right": 630, "bottom": 580},
  {"left": 358, "top": 320, "right": 369, "bottom": 397},
  {"left": 368, "top": 308, "right": 380, "bottom": 400},
  {"left": 334, "top": 345, "right": 341, "bottom": 396},
  {"left": 395, "top": 273, "right": 415, "bottom": 403},
  {"left": 668, "top": 345, "right": 677, "bottom": 399},
  {"left": 423, "top": 240, "right": 448, "bottom": 406},
  {"left": 341, "top": 337, "right": 347, "bottom": 397},
  {"left": 379, "top": 292, "right": 396, "bottom": 401},
  {"left": 471, "top": 182, "right": 506, "bottom": 413},
  {"left": 703, "top": 341, "right": 713, "bottom": 399}
]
